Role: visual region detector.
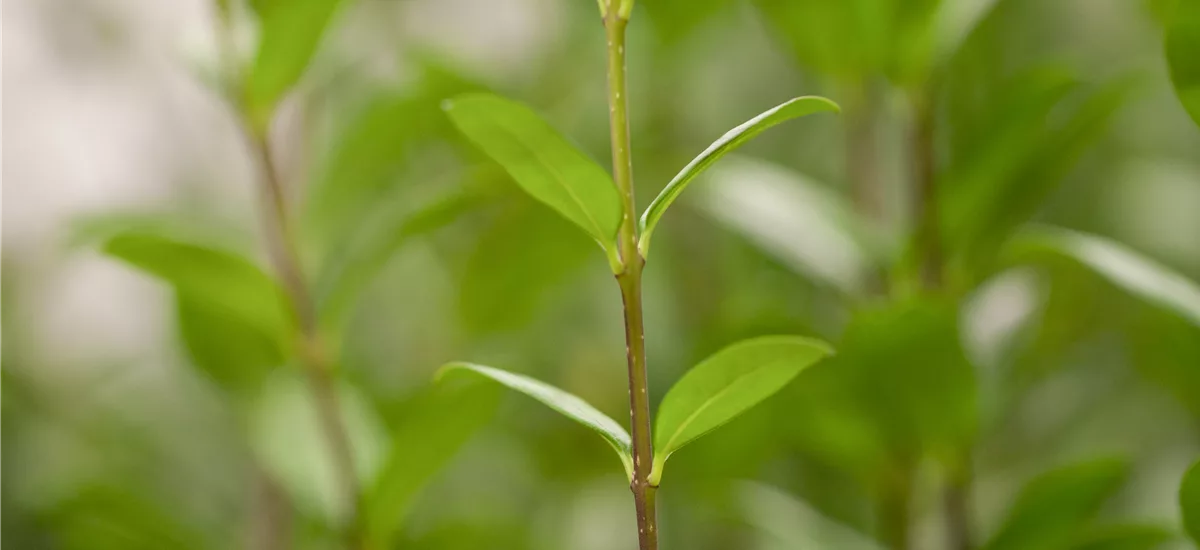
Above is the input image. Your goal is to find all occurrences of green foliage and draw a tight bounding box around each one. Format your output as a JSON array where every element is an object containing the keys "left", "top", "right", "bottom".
[
  {"left": 1068, "top": 524, "right": 1172, "bottom": 550},
  {"left": 1166, "top": 0, "right": 1200, "bottom": 126},
  {"left": 436, "top": 363, "right": 634, "bottom": 478},
  {"left": 245, "top": 0, "right": 347, "bottom": 121},
  {"left": 175, "top": 294, "right": 283, "bottom": 396},
  {"left": 650, "top": 335, "right": 832, "bottom": 482},
  {"left": 638, "top": 96, "right": 840, "bottom": 257},
  {"left": 984, "top": 458, "right": 1131, "bottom": 550},
  {"left": 444, "top": 93, "right": 624, "bottom": 265},
  {"left": 1182, "top": 460, "right": 1200, "bottom": 543},
  {"left": 365, "top": 379, "right": 500, "bottom": 548}
]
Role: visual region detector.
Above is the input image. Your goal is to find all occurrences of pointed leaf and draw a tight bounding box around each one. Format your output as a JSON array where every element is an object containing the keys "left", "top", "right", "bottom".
[
  {"left": 443, "top": 94, "right": 622, "bottom": 261},
  {"left": 1166, "top": 0, "right": 1200, "bottom": 127},
  {"left": 1182, "top": 460, "right": 1200, "bottom": 543},
  {"left": 245, "top": 0, "right": 347, "bottom": 119},
  {"left": 365, "top": 379, "right": 499, "bottom": 547},
  {"left": 652, "top": 335, "right": 833, "bottom": 480},
  {"left": 984, "top": 458, "right": 1130, "bottom": 550},
  {"left": 1007, "top": 226, "right": 1200, "bottom": 328},
  {"left": 436, "top": 362, "right": 633, "bottom": 478},
  {"left": 638, "top": 96, "right": 839, "bottom": 257},
  {"left": 101, "top": 230, "right": 292, "bottom": 346}
]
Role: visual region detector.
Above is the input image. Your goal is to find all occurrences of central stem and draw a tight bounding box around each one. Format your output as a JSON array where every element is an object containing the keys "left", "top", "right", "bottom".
[{"left": 604, "top": 11, "right": 659, "bottom": 550}]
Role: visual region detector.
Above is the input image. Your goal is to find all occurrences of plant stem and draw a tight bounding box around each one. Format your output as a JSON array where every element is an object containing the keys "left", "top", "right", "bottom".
[
  {"left": 604, "top": 9, "right": 659, "bottom": 550},
  {"left": 246, "top": 126, "right": 364, "bottom": 549},
  {"left": 911, "top": 90, "right": 942, "bottom": 289}
]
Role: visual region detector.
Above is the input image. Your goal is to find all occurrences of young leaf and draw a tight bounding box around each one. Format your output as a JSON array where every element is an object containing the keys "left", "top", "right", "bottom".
[
  {"left": 1182, "top": 460, "right": 1200, "bottom": 543},
  {"left": 638, "top": 96, "right": 840, "bottom": 257},
  {"left": 1007, "top": 226, "right": 1200, "bottom": 328},
  {"left": 651, "top": 335, "right": 833, "bottom": 482},
  {"left": 101, "top": 230, "right": 292, "bottom": 346},
  {"left": 1166, "top": 0, "right": 1200, "bottom": 127},
  {"left": 364, "top": 379, "right": 499, "bottom": 548},
  {"left": 443, "top": 94, "right": 623, "bottom": 262},
  {"left": 984, "top": 458, "right": 1130, "bottom": 550},
  {"left": 436, "top": 362, "right": 633, "bottom": 478},
  {"left": 245, "top": 0, "right": 347, "bottom": 119}
]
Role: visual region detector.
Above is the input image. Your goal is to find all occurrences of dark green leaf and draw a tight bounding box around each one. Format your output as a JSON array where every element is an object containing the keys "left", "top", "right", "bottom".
[
  {"left": 176, "top": 293, "right": 283, "bottom": 396},
  {"left": 1007, "top": 226, "right": 1200, "bottom": 327},
  {"left": 1069, "top": 524, "right": 1172, "bottom": 550},
  {"left": 1166, "top": 0, "right": 1200, "bottom": 127},
  {"left": 245, "top": 0, "right": 347, "bottom": 119},
  {"left": 1182, "top": 460, "right": 1200, "bottom": 543},
  {"left": 436, "top": 362, "right": 633, "bottom": 478},
  {"left": 638, "top": 97, "right": 839, "bottom": 258},
  {"left": 365, "top": 378, "right": 499, "bottom": 547},
  {"left": 651, "top": 335, "right": 832, "bottom": 482},
  {"left": 984, "top": 458, "right": 1131, "bottom": 550},
  {"left": 443, "top": 93, "right": 623, "bottom": 263},
  {"left": 101, "top": 230, "right": 291, "bottom": 347}
]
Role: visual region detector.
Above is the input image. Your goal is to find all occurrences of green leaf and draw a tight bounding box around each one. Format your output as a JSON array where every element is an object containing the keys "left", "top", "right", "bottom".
[
  {"left": 443, "top": 93, "right": 623, "bottom": 264},
  {"left": 245, "top": 0, "right": 347, "bottom": 119},
  {"left": 638, "top": 97, "right": 840, "bottom": 257},
  {"left": 1182, "top": 460, "right": 1200, "bottom": 543},
  {"left": 101, "top": 230, "right": 291, "bottom": 347},
  {"left": 1007, "top": 226, "right": 1200, "bottom": 328},
  {"left": 364, "top": 378, "right": 499, "bottom": 547},
  {"left": 1069, "top": 524, "right": 1172, "bottom": 550},
  {"left": 984, "top": 458, "right": 1131, "bottom": 550},
  {"left": 436, "top": 362, "right": 633, "bottom": 478},
  {"left": 736, "top": 481, "right": 884, "bottom": 550},
  {"left": 175, "top": 293, "right": 284, "bottom": 396},
  {"left": 1166, "top": 0, "right": 1200, "bottom": 127},
  {"left": 651, "top": 335, "right": 833, "bottom": 482}
]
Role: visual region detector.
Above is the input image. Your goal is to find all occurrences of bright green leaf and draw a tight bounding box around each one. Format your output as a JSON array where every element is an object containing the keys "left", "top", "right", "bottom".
[
  {"left": 101, "top": 231, "right": 291, "bottom": 348},
  {"left": 364, "top": 378, "right": 499, "bottom": 547},
  {"left": 1166, "top": 0, "right": 1200, "bottom": 127},
  {"left": 245, "top": 0, "right": 347, "bottom": 120},
  {"left": 1182, "top": 460, "right": 1200, "bottom": 543},
  {"left": 436, "top": 362, "right": 633, "bottom": 478},
  {"left": 175, "top": 293, "right": 284, "bottom": 396},
  {"left": 984, "top": 457, "right": 1130, "bottom": 550},
  {"left": 638, "top": 96, "right": 839, "bottom": 257},
  {"left": 1069, "top": 524, "right": 1173, "bottom": 550},
  {"left": 1007, "top": 226, "right": 1200, "bottom": 328},
  {"left": 651, "top": 335, "right": 833, "bottom": 481},
  {"left": 443, "top": 93, "right": 623, "bottom": 263}
]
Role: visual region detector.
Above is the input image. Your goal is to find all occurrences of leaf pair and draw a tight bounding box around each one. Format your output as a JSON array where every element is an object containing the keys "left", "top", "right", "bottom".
[
  {"left": 436, "top": 336, "right": 832, "bottom": 483},
  {"left": 443, "top": 93, "right": 838, "bottom": 269}
]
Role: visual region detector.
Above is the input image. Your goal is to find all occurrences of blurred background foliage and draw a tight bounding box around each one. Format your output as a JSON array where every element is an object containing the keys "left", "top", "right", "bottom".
[{"left": 4, "top": 0, "right": 1200, "bottom": 549}]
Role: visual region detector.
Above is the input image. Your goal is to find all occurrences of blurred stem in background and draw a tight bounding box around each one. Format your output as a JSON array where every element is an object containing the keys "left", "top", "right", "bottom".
[{"left": 604, "top": 1, "right": 660, "bottom": 548}]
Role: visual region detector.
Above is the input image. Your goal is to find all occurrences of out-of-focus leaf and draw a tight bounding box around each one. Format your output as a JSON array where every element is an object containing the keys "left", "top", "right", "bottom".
[
  {"left": 315, "top": 184, "right": 486, "bottom": 326},
  {"left": 736, "top": 481, "right": 884, "bottom": 550},
  {"left": 457, "top": 201, "right": 594, "bottom": 334},
  {"left": 638, "top": 97, "right": 840, "bottom": 258},
  {"left": 943, "top": 74, "right": 1131, "bottom": 266},
  {"left": 1006, "top": 226, "right": 1200, "bottom": 327},
  {"left": 364, "top": 378, "right": 499, "bottom": 548},
  {"left": 643, "top": 0, "right": 736, "bottom": 44},
  {"left": 1166, "top": 0, "right": 1200, "bottom": 127},
  {"left": 250, "top": 372, "right": 388, "bottom": 525},
  {"left": 1130, "top": 307, "right": 1200, "bottom": 418},
  {"left": 984, "top": 458, "right": 1131, "bottom": 550},
  {"left": 101, "top": 230, "right": 291, "bottom": 347},
  {"left": 50, "top": 486, "right": 212, "bottom": 550},
  {"left": 176, "top": 293, "right": 283, "bottom": 396},
  {"left": 436, "top": 362, "right": 633, "bottom": 478},
  {"left": 651, "top": 336, "right": 832, "bottom": 482},
  {"left": 245, "top": 0, "right": 347, "bottom": 119},
  {"left": 1069, "top": 524, "right": 1172, "bottom": 550},
  {"left": 694, "top": 156, "right": 882, "bottom": 295},
  {"left": 1182, "top": 460, "right": 1200, "bottom": 543},
  {"left": 443, "top": 93, "right": 622, "bottom": 263}
]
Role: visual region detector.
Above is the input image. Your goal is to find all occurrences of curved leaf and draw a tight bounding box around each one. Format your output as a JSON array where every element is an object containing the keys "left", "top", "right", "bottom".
[
  {"left": 436, "top": 363, "right": 633, "bottom": 478},
  {"left": 984, "top": 457, "right": 1130, "bottom": 550},
  {"left": 651, "top": 335, "right": 833, "bottom": 482},
  {"left": 245, "top": 0, "right": 347, "bottom": 120},
  {"left": 443, "top": 94, "right": 623, "bottom": 263},
  {"left": 638, "top": 96, "right": 839, "bottom": 257},
  {"left": 1182, "top": 460, "right": 1200, "bottom": 543},
  {"left": 1166, "top": 0, "right": 1200, "bottom": 127},
  {"left": 1007, "top": 226, "right": 1200, "bottom": 327}
]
